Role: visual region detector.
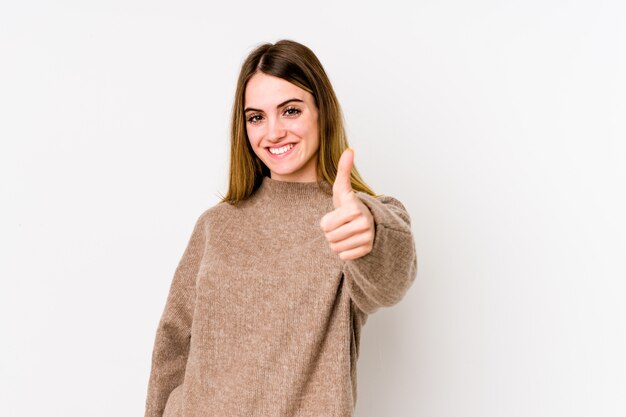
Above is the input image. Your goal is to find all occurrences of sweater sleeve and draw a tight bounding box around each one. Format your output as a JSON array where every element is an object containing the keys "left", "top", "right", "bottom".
[
  {"left": 342, "top": 192, "right": 418, "bottom": 315},
  {"left": 144, "top": 212, "right": 207, "bottom": 417}
]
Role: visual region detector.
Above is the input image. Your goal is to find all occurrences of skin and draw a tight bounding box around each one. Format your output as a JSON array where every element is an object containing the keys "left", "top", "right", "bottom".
[
  {"left": 244, "top": 71, "right": 320, "bottom": 183},
  {"left": 320, "top": 148, "right": 377, "bottom": 261},
  {"left": 244, "top": 72, "right": 376, "bottom": 261}
]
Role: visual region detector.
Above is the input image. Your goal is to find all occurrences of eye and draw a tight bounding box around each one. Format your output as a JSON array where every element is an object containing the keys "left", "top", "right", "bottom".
[
  {"left": 246, "top": 114, "right": 263, "bottom": 125},
  {"left": 284, "top": 106, "right": 301, "bottom": 117}
]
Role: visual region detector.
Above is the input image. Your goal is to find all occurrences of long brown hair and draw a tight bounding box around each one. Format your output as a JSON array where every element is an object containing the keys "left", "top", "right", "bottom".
[{"left": 218, "top": 39, "right": 377, "bottom": 206}]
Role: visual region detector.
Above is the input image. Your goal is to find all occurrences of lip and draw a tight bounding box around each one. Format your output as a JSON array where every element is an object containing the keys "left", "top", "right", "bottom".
[{"left": 266, "top": 142, "right": 297, "bottom": 159}]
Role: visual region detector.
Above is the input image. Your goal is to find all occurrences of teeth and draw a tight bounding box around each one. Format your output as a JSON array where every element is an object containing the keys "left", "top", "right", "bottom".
[{"left": 269, "top": 143, "right": 294, "bottom": 155}]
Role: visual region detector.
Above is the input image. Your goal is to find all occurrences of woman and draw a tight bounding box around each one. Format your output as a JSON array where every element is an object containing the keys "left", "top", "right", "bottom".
[{"left": 144, "top": 39, "right": 417, "bottom": 417}]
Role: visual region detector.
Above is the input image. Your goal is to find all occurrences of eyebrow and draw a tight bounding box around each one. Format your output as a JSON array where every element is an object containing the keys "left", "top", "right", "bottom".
[{"left": 244, "top": 98, "right": 304, "bottom": 113}]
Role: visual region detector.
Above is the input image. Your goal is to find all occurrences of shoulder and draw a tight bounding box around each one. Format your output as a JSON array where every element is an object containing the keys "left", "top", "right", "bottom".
[
  {"left": 354, "top": 191, "right": 413, "bottom": 227},
  {"left": 193, "top": 200, "right": 237, "bottom": 232},
  {"left": 358, "top": 192, "right": 408, "bottom": 210}
]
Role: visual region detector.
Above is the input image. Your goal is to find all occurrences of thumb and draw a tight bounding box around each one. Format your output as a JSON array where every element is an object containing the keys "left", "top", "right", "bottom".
[{"left": 333, "top": 147, "right": 354, "bottom": 208}]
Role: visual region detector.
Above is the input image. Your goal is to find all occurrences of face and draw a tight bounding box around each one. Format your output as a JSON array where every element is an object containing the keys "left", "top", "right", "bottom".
[{"left": 244, "top": 72, "right": 320, "bottom": 182}]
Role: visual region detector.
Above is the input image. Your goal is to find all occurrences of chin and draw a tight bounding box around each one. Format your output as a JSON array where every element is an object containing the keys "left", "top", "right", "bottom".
[
  {"left": 266, "top": 160, "right": 297, "bottom": 171},
  {"left": 270, "top": 168, "right": 298, "bottom": 176}
]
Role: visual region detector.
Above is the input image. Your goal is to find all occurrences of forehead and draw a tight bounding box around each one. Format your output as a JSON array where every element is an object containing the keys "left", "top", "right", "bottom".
[{"left": 244, "top": 72, "right": 310, "bottom": 107}]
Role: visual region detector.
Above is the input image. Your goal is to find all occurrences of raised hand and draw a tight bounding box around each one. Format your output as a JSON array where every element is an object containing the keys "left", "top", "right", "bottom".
[{"left": 319, "top": 148, "right": 375, "bottom": 261}]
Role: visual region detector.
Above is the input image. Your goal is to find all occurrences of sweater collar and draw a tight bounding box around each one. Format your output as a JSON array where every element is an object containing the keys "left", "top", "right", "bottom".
[{"left": 255, "top": 175, "right": 333, "bottom": 204}]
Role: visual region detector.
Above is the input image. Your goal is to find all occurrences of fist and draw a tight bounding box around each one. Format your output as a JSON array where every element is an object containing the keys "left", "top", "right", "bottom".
[{"left": 319, "top": 148, "right": 375, "bottom": 261}]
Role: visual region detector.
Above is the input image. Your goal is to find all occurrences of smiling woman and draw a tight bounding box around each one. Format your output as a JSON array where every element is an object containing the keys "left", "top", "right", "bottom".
[
  {"left": 143, "top": 39, "right": 418, "bottom": 417},
  {"left": 221, "top": 39, "right": 379, "bottom": 205},
  {"left": 244, "top": 72, "right": 320, "bottom": 182}
]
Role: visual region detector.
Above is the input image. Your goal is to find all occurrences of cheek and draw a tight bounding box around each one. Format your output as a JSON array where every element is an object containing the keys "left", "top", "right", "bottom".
[
  {"left": 246, "top": 126, "right": 262, "bottom": 145},
  {"left": 289, "top": 117, "right": 317, "bottom": 137}
]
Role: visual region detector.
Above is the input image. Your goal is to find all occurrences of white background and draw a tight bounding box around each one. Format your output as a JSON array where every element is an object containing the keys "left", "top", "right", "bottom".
[{"left": 1, "top": 1, "right": 625, "bottom": 416}]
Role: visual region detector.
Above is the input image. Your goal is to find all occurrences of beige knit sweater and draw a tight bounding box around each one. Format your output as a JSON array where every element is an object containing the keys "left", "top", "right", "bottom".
[{"left": 144, "top": 175, "right": 417, "bottom": 417}]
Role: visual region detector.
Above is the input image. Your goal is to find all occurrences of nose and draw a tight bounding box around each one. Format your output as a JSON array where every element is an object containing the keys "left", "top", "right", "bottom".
[{"left": 266, "top": 116, "right": 287, "bottom": 143}]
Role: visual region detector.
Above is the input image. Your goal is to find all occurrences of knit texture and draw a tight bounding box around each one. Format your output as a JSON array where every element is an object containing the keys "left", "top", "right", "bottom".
[{"left": 144, "top": 175, "right": 418, "bottom": 417}]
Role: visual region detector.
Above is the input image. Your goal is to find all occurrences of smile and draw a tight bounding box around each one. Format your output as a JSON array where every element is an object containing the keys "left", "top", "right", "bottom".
[{"left": 266, "top": 143, "right": 296, "bottom": 159}]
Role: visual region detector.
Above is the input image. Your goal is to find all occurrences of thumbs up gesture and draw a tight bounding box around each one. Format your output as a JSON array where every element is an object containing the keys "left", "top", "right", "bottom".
[{"left": 320, "top": 148, "right": 375, "bottom": 261}]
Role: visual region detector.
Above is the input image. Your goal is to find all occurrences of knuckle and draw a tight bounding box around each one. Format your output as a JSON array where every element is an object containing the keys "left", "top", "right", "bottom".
[{"left": 344, "top": 206, "right": 359, "bottom": 219}]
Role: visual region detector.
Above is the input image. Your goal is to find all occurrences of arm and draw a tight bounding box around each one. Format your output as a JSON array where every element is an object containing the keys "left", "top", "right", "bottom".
[
  {"left": 144, "top": 212, "right": 207, "bottom": 417},
  {"left": 342, "top": 192, "right": 418, "bottom": 315}
]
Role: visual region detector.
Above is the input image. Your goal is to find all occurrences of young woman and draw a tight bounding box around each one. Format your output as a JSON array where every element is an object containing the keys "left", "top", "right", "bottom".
[{"left": 144, "top": 39, "right": 417, "bottom": 417}]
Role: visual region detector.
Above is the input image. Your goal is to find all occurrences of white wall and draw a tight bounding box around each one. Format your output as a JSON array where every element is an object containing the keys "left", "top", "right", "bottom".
[{"left": 1, "top": 1, "right": 624, "bottom": 416}]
